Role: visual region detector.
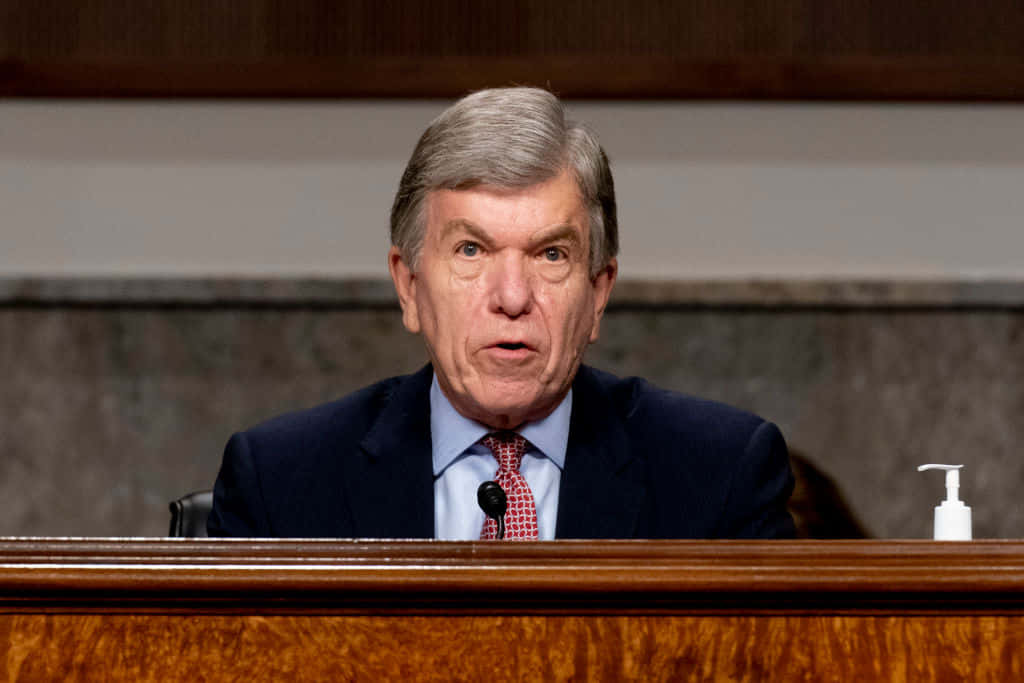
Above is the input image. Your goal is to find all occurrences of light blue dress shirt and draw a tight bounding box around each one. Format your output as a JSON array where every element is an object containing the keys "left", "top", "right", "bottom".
[{"left": 431, "top": 374, "right": 570, "bottom": 540}]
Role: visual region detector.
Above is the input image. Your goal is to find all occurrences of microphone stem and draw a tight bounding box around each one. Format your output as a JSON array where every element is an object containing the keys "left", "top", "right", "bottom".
[{"left": 497, "top": 516, "right": 506, "bottom": 541}]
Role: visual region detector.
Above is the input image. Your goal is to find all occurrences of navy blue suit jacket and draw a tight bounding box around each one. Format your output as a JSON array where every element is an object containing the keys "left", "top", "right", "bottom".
[{"left": 208, "top": 365, "right": 795, "bottom": 538}]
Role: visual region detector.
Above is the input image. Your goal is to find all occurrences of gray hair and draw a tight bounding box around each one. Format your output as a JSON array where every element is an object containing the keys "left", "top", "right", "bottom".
[{"left": 390, "top": 87, "right": 618, "bottom": 277}]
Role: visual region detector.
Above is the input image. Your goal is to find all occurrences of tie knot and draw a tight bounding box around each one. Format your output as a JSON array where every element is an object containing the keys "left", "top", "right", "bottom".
[{"left": 481, "top": 432, "right": 528, "bottom": 472}]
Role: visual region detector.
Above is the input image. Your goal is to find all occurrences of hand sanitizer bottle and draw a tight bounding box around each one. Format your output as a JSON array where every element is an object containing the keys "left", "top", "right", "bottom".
[{"left": 917, "top": 464, "right": 972, "bottom": 540}]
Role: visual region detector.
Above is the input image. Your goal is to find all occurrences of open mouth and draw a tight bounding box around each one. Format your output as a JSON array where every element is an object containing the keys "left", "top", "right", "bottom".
[{"left": 496, "top": 342, "right": 527, "bottom": 351}]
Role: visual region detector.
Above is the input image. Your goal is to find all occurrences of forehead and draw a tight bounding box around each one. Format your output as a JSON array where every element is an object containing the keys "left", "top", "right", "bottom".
[{"left": 424, "top": 171, "right": 587, "bottom": 241}]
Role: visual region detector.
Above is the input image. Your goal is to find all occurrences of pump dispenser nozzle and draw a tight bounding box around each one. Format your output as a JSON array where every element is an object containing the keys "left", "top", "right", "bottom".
[{"left": 917, "top": 464, "right": 972, "bottom": 540}]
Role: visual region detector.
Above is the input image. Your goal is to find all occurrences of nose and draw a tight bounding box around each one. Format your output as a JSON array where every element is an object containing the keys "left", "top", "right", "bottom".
[{"left": 488, "top": 252, "right": 533, "bottom": 318}]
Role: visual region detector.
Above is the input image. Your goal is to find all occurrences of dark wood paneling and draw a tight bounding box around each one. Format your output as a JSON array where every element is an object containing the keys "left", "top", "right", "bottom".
[
  {"left": 4, "top": 539, "right": 1024, "bottom": 611},
  {"left": 2, "top": 1, "right": 1023, "bottom": 98},
  {"left": 3, "top": 540, "right": 1024, "bottom": 680}
]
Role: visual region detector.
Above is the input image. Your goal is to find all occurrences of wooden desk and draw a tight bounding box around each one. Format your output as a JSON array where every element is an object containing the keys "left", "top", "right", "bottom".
[{"left": 2, "top": 539, "right": 1023, "bottom": 681}]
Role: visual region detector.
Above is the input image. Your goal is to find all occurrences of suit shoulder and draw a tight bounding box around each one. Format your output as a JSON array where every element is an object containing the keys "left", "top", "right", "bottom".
[
  {"left": 241, "top": 373, "right": 408, "bottom": 449},
  {"left": 580, "top": 365, "right": 765, "bottom": 440},
  {"left": 575, "top": 366, "right": 794, "bottom": 538}
]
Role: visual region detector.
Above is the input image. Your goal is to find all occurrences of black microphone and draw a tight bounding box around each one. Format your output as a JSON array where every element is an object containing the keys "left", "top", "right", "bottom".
[{"left": 477, "top": 481, "right": 507, "bottom": 540}]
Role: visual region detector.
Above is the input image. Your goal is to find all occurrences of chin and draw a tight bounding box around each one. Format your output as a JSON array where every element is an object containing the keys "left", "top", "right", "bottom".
[{"left": 470, "top": 384, "right": 557, "bottom": 428}]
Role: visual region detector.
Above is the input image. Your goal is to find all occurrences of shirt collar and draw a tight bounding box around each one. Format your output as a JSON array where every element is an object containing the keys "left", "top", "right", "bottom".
[{"left": 430, "top": 372, "right": 572, "bottom": 476}]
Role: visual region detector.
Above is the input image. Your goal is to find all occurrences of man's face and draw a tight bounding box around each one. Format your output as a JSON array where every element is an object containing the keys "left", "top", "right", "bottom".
[{"left": 389, "top": 169, "right": 617, "bottom": 430}]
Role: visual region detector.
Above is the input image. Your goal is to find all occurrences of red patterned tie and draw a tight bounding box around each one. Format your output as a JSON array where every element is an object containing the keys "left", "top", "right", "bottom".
[{"left": 479, "top": 432, "right": 539, "bottom": 540}]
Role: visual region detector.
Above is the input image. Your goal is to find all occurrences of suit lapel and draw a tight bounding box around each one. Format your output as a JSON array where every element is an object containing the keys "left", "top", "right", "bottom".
[
  {"left": 555, "top": 367, "right": 646, "bottom": 538},
  {"left": 339, "top": 364, "right": 645, "bottom": 539},
  {"left": 344, "top": 365, "right": 436, "bottom": 538}
]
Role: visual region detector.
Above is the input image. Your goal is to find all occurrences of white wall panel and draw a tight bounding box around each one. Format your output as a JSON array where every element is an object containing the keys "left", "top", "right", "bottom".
[{"left": 2, "top": 101, "right": 1022, "bottom": 279}]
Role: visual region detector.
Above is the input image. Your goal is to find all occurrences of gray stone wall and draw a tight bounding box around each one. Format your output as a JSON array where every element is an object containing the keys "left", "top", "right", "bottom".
[{"left": 2, "top": 278, "right": 1021, "bottom": 538}]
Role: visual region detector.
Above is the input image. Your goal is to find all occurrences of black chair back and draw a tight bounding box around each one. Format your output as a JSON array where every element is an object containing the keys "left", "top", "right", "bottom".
[{"left": 168, "top": 490, "right": 213, "bottom": 537}]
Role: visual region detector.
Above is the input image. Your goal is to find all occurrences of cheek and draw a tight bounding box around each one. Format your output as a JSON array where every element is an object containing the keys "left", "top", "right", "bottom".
[
  {"left": 568, "top": 307, "right": 596, "bottom": 354},
  {"left": 541, "top": 288, "right": 596, "bottom": 354},
  {"left": 417, "top": 279, "right": 480, "bottom": 348}
]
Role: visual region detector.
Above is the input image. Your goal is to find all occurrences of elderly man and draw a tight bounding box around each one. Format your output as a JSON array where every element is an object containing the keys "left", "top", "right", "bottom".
[{"left": 208, "top": 87, "right": 795, "bottom": 539}]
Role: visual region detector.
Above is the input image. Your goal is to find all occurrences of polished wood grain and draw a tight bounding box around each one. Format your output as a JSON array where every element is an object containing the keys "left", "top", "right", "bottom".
[
  {"left": 3, "top": 539, "right": 1024, "bottom": 610},
  {"left": 2, "top": 614, "right": 1023, "bottom": 681},
  {"left": 2, "top": 1, "right": 1023, "bottom": 98},
  {"left": 2, "top": 540, "right": 1024, "bottom": 610},
  {"left": 2, "top": 540, "right": 1024, "bottom": 681}
]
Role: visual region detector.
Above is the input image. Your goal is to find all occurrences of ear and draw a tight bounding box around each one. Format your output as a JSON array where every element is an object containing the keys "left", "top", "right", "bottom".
[
  {"left": 588, "top": 258, "right": 617, "bottom": 343},
  {"left": 388, "top": 246, "right": 421, "bottom": 334}
]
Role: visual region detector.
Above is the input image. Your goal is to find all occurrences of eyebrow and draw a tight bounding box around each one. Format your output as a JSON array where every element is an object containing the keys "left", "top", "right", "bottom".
[
  {"left": 440, "top": 219, "right": 493, "bottom": 248},
  {"left": 527, "top": 224, "right": 582, "bottom": 251},
  {"left": 440, "top": 220, "right": 582, "bottom": 251}
]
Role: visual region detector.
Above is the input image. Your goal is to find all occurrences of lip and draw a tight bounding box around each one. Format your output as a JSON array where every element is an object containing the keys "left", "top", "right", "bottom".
[
  {"left": 484, "top": 340, "right": 536, "bottom": 361},
  {"left": 492, "top": 339, "right": 533, "bottom": 349}
]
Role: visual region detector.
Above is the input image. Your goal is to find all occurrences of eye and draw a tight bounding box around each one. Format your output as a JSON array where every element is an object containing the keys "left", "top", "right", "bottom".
[
  {"left": 457, "top": 242, "right": 480, "bottom": 257},
  {"left": 543, "top": 247, "right": 566, "bottom": 262}
]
